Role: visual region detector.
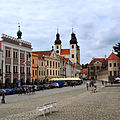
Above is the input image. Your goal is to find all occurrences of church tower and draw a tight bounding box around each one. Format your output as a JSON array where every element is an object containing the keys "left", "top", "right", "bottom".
[
  {"left": 70, "top": 30, "right": 80, "bottom": 64},
  {"left": 54, "top": 30, "right": 61, "bottom": 55}
]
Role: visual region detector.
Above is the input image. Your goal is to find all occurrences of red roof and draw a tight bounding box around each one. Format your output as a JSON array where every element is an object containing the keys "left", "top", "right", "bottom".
[
  {"left": 61, "top": 49, "right": 70, "bottom": 55},
  {"left": 89, "top": 58, "right": 106, "bottom": 65},
  {"left": 107, "top": 52, "right": 120, "bottom": 60},
  {"left": 32, "top": 51, "right": 51, "bottom": 59},
  {"left": 82, "top": 68, "right": 88, "bottom": 74}
]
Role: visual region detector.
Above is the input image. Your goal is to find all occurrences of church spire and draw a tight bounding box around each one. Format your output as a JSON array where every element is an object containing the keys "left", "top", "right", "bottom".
[
  {"left": 54, "top": 28, "right": 61, "bottom": 45},
  {"left": 17, "top": 23, "right": 22, "bottom": 39}
]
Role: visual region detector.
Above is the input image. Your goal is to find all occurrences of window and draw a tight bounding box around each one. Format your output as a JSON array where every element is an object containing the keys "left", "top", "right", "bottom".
[
  {"left": 114, "top": 63, "right": 117, "bottom": 67},
  {"left": 57, "top": 46, "right": 59, "bottom": 49},
  {"left": 20, "top": 67, "right": 24, "bottom": 74},
  {"left": 33, "top": 70, "right": 34, "bottom": 76},
  {"left": 5, "top": 50, "right": 10, "bottom": 58},
  {"left": 72, "top": 45, "right": 74, "bottom": 49},
  {"left": 56, "top": 62, "right": 57, "bottom": 68},
  {"left": 109, "top": 63, "right": 112, "bottom": 67},
  {"left": 47, "top": 69, "right": 49, "bottom": 75},
  {"left": 97, "top": 66, "right": 99, "bottom": 70},
  {"left": 58, "top": 63, "right": 60, "bottom": 67},
  {"left": 114, "top": 71, "right": 117, "bottom": 76},
  {"left": 39, "top": 70, "right": 40, "bottom": 75},
  {"left": 72, "top": 54, "right": 74, "bottom": 58},
  {"left": 20, "top": 53, "right": 24, "bottom": 59},
  {"left": 13, "top": 51, "right": 18, "bottom": 58},
  {"left": 33, "top": 59, "right": 34, "bottom": 64},
  {"left": 41, "top": 62, "right": 43, "bottom": 66},
  {"left": 56, "top": 70, "right": 57, "bottom": 75},
  {"left": 50, "top": 70, "right": 52, "bottom": 75},
  {"left": 50, "top": 61, "right": 52, "bottom": 67},
  {"left": 47, "top": 60, "right": 49, "bottom": 66},
  {"left": 35, "top": 70, "right": 37, "bottom": 75},
  {"left": 58, "top": 71, "right": 59, "bottom": 76},
  {"left": 53, "top": 70, "right": 54, "bottom": 75},
  {"left": 110, "top": 71, "right": 112, "bottom": 76},
  {"left": 26, "top": 54, "right": 29, "bottom": 61},
  {"left": 53, "top": 61, "right": 54, "bottom": 67},
  {"left": 27, "top": 67, "right": 30, "bottom": 74},
  {"left": 5, "top": 65, "right": 10, "bottom": 73},
  {"left": 13, "top": 66, "right": 18, "bottom": 73}
]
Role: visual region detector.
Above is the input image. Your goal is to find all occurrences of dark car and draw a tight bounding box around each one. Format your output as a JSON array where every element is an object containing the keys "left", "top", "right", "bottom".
[
  {"left": 13, "top": 87, "right": 20, "bottom": 94},
  {"left": 5, "top": 89, "right": 14, "bottom": 95},
  {"left": 38, "top": 85, "right": 44, "bottom": 90},
  {"left": 43, "top": 84, "right": 51, "bottom": 89}
]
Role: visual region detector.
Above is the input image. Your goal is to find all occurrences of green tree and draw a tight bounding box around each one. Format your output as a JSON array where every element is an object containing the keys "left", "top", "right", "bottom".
[{"left": 113, "top": 43, "right": 120, "bottom": 58}]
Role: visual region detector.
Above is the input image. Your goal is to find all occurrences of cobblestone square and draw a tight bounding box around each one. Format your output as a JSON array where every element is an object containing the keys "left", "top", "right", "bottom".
[{"left": 0, "top": 82, "right": 120, "bottom": 120}]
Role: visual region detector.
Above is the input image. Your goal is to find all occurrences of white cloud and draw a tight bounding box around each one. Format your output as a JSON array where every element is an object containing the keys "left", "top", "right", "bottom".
[{"left": 0, "top": 0, "right": 120, "bottom": 64}]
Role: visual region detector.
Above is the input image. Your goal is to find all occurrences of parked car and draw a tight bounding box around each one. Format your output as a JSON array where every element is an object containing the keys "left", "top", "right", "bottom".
[
  {"left": 5, "top": 89, "right": 14, "bottom": 95},
  {"left": 114, "top": 77, "right": 120, "bottom": 83},
  {"left": 13, "top": 87, "right": 20, "bottom": 94},
  {"left": 64, "top": 82, "right": 68, "bottom": 87},
  {"left": 37, "top": 85, "right": 44, "bottom": 90},
  {"left": 43, "top": 84, "right": 51, "bottom": 89},
  {"left": 51, "top": 82, "right": 59, "bottom": 88}
]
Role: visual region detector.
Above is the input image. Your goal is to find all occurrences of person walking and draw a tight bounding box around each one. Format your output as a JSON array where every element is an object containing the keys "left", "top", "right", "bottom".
[
  {"left": 1, "top": 90, "right": 5, "bottom": 103},
  {"left": 18, "top": 87, "right": 23, "bottom": 96},
  {"left": 86, "top": 82, "right": 89, "bottom": 90}
]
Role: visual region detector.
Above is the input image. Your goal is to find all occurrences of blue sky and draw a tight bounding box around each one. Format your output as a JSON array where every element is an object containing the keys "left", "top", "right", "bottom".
[{"left": 0, "top": 0, "right": 120, "bottom": 64}]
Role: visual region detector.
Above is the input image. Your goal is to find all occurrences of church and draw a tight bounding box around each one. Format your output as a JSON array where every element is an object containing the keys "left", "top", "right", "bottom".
[{"left": 54, "top": 30, "right": 80, "bottom": 65}]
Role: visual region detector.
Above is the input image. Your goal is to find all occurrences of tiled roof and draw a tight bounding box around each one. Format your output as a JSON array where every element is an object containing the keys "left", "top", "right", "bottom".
[
  {"left": 32, "top": 50, "right": 51, "bottom": 59},
  {"left": 107, "top": 52, "right": 120, "bottom": 60},
  {"left": 61, "top": 49, "right": 70, "bottom": 55},
  {"left": 82, "top": 68, "right": 88, "bottom": 74},
  {"left": 89, "top": 58, "right": 107, "bottom": 66}
]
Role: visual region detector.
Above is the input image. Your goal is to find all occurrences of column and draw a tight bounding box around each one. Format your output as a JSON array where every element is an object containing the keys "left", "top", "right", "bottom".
[
  {"left": 18, "top": 49, "right": 20, "bottom": 81},
  {"left": 30, "top": 52, "right": 32, "bottom": 84},
  {"left": 25, "top": 51, "right": 26, "bottom": 83},
  {"left": 11, "top": 48, "right": 13, "bottom": 84},
  {"left": 3, "top": 46, "right": 5, "bottom": 85}
]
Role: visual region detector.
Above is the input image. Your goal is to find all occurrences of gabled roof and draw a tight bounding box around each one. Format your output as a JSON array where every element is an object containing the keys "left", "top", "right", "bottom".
[
  {"left": 61, "top": 49, "right": 70, "bottom": 55},
  {"left": 82, "top": 68, "right": 88, "bottom": 74},
  {"left": 107, "top": 52, "right": 120, "bottom": 60},
  {"left": 32, "top": 50, "right": 51, "bottom": 59},
  {"left": 89, "top": 58, "right": 106, "bottom": 66}
]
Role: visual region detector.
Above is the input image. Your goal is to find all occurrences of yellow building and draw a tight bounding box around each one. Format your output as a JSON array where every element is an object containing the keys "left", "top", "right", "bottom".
[{"left": 33, "top": 49, "right": 60, "bottom": 81}]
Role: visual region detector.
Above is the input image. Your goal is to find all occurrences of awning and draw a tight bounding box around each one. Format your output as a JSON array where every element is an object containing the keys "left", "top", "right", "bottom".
[{"left": 49, "top": 77, "right": 81, "bottom": 81}]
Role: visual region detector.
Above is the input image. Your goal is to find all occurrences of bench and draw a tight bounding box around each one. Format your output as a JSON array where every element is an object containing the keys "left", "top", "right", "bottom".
[{"left": 36, "top": 102, "right": 57, "bottom": 117}]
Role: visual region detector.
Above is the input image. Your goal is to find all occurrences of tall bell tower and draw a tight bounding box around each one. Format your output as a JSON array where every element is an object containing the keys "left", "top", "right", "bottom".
[
  {"left": 54, "top": 29, "right": 62, "bottom": 55},
  {"left": 70, "top": 29, "right": 80, "bottom": 64}
]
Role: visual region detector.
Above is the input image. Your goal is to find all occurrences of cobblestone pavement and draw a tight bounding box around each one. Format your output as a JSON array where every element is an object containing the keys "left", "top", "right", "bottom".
[{"left": 0, "top": 82, "right": 120, "bottom": 120}]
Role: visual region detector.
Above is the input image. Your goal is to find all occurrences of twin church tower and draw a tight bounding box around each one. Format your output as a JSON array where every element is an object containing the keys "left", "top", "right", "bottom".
[{"left": 54, "top": 30, "right": 80, "bottom": 65}]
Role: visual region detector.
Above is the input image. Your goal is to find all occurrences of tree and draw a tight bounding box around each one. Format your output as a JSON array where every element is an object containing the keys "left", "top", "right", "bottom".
[{"left": 113, "top": 43, "right": 120, "bottom": 58}]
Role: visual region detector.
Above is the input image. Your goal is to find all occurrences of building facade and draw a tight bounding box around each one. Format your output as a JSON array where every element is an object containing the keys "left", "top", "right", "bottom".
[
  {"left": 32, "top": 49, "right": 60, "bottom": 83},
  {"left": 88, "top": 52, "right": 120, "bottom": 83},
  {"left": 1, "top": 28, "right": 32, "bottom": 88}
]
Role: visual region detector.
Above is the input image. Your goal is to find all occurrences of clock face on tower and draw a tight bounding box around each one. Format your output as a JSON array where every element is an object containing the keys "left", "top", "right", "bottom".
[{"left": 56, "top": 50, "right": 59, "bottom": 53}]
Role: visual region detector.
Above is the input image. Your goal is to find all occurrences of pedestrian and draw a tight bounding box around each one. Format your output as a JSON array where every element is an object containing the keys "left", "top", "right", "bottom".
[
  {"left": 93, "top": 85, "right": 97, "bottom": 93},
  {"left": 86, "top": 82, "right": 89, "bottom": 90},
  {"left": 24, "top": 87, "right": 26, "bottom": 94},
  {"left": 18, "top": 87, "right": 23, "bottom": 96},
  {"left": 1, "top": 90, "right": 5, "bottom": 103},
  {"left": 32, "top": 85, "right": 35, "bottom": 94}
]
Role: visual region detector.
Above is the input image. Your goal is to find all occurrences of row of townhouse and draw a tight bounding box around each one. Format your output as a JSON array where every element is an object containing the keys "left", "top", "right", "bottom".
[
  {"left": 0, "top": 26, "right": 81, "bottom": 88},
  {"left": 87, "top": 52, "right": 120, "bottom": 83}
]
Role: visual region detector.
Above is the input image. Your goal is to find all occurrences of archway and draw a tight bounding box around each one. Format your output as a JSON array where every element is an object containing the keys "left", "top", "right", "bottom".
[
  {"left": 5, "top": 78, "right": 11, "bottom": 88},
  {"left": 21, "top": 78, "right": 25, "bottom": 86},
  {"left": 13, "top": 78, "right": 18, "bottom": 88}
]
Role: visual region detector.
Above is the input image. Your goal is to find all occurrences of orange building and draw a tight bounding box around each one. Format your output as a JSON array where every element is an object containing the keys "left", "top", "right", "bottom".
[{"left": 32, "top": 53, "right": 38, "bottom": 84}]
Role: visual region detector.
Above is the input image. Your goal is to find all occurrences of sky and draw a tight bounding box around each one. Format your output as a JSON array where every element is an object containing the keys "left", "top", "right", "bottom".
[{"left": 0, "top": 0, "right": 120, "bottom": 64}]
